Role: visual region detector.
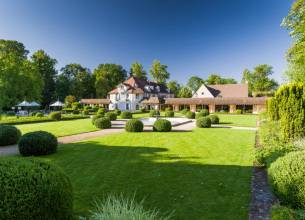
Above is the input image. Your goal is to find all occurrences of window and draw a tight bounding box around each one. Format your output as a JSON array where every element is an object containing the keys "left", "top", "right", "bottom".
[
  {"left": 136, "top": 94, "right": 139, "bottom": 99},
  {"left": 116, "top": 94, "right": 120, "bottom": 100},
  {"left": 127, "top": 94, "right": 129, "bottom": 99},
  {"left": 136, "top": 105, "right": 139, "bottom": 110},
  {"left": 162, "top": 95, "right": 165, "bottom": 98},
  {"left": 121, "top": 86, "right": 124, "bottom": 89},
  {"left": 201, "top": 92, "right": 204, "bottom": 95},
  {"left": 135, "top": 84, "right": 138, "bottom": 88},
  {"left": 126, "top": 103, "right": 129, "bottom": 110},
  {"left": 168, "top": 95, "right": 170, "bottom": 98}
]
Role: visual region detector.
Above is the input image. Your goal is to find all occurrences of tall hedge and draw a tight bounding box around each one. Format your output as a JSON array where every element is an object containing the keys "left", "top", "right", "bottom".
[
  {"left": 276, "top": 82, "right": 305, "bottom": 142},
  {"left": 265, "top": 99, "right": 269, "bottom": 110},
  {"left": 268, "top": 97, "right": 279, "bottom": 121}
]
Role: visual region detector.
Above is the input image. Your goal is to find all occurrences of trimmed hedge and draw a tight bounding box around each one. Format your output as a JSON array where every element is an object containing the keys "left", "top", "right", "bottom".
[
  {"left": 98, "top": 108, "right": 107, "bottom": 115},
  {"left": 91, "top": 114, "right": 104, "bottom": 125},
  {"left": 165, "top": 111, "right": 174, "bottom": 117},
  {"left": 120, "top": 111, "right": 132, "bottom": 119},
  {"left": 165, "top": 107, "right": 172, "bottom": 112},
  {"left": 149, "top": 110, "right": 160, "bottom": 117},
  {"left": 0, "top": 157, "right": 73, "bottom": 220},
  {"left": 30, "top": 112, "right": 37, "bottom": 116},
  {"left": 72, "top": 105, "right": 78, "bottom": 110},
  {"left": 125, "top": 119, "right": 144, "bottom": 132},
  {"left": 185, "top": 111, "right": 196, "bottom": 119},
  {"left": 139, "top": 108, "right": 145, "bottom": 113},
  {"left": 153, "top": 119, "right": 172, "bottom": 132},
  {"left": 73, "top": 110, "right": 79, "bottom": 114},
  {"left": 268, "top": 151, "right": 305, "bottom": 208},
  {"left": 207, "top": 115, "right": 219, "bottom": 124},
  {"left": 105, "top": 112, "right": 117, "bottom": 121},
  {"left": 181, "top": 109, "right": 190, "bottom": 115},
  {"left": 18, "top": 131, "right": 58, "bottom": 156},
  {"left": 200, "top": 109, "right": 209, "bottom": 116},
  {"left": 84, "top": 106, "right": 92, "bottom": 110},
  {"left": 49, "top": 112, "right": 61, "bottom": 120},
  {"left": 234, "top": 109, "right": 243, "bottom": 115},
  {"left": 35, "top": 113, "right": 44, "bottom": 117},
  {"left": 83, "top": 110, "right": 89, "bottom": 115},
  {"left": 268, "top": 97, "right": 279, "bottom": 121},
  {"left": 7, "top": 111, "right": 15, "bottom": 115},
  {"left": 114, "top": 109, "right": 121, "bottom": 115},
  {"left": 259, "top": 110, "right": 269, "bottom": 121},
  {"left": 196, "top": 117, "right": 212, "bottom": 128},
  {"left": 195, "top": 112, "right": 206, "bottom": 119},
  {"left": 0, "top": 124, "right": 22, "bottom": 146},
  {"left": 95, "top": 117, "right": 111, "bottom": 129}
]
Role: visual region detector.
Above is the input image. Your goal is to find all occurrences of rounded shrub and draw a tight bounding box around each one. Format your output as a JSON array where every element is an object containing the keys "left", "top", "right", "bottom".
[
  {"left": 185, "top": 111, "right": 196, "bottom": 119},
  {"left": 125, "top": 119, "right": 144, "bottom": 132},
  {"left": 49, "top": 112, "right": 61, "bottom": 120},
  {"left": 181, "top": 109, "right": 190, "bottom": 115},
  {"left": 165, "top": 107, "right": 172, "bottom": 112},
  {"left": 35, "top": 113, "right": 44, "bottom": 117},
  {"left": 98, "top": 108, "right": 107, "bottom": 115},
  {"left": 207, "top": 115, "right": 219, "bottom": 124},
  {"left": 84, "top": 106, "right": 92, "bottom": 110},
  {"left": 91, "top": 114, "right": 104, "bottom": 125},
  {"left": 196, "top": 117, "right": 212, "bottom": 128},
  {"left": 149, "top": 110, "right": 160, "bottom": 117},
  {"left": 165, "top": 111, "right": 174, "bottom": 117},
  {"left": 73, "top": 110, "right": 79, "bottom": 115},
  {"left": 0, "top": 157, "right": 73, "bottom": 220},
  {"left": 268, "top": 151, "right": 305, "bottom": 208},
  {"left": 139, "top": 108, "right": 145, "bottom": 113},
  {"left": 18, "top": 131, "right": 58, "bottom": 156},
  {"left": 234, "top": 109, "right": 243, "bottom": 115},
  {"left": 114, "top": 109, "right": 121, "bottom": 115},
  {"left": 7, "top": 111, "right": 15, "bottom": 116},
  {"left": 95, "top": 117, "right": 111, "bottom": 129},
  {"left": 72, "top": 105, "right": 78, "bottom": 110},
  {"left": 83, "top": 110, "right": 89, "bottom": 115},
  {"left": 120, "top": 111, "right": 132, "bottom": 119},
  {"left": 195, "top": 112, "right": 206, "bottom": 119},
  {"left": 105, "top": 112, "right": 117, "bottom": 121},
  {"left": 200, "top": 109, "right": 209, "bottom": 116},
  {"left": 0, "top": 125, "right": 22, "bottom": 146},
  {"left": 153, "top": 119, "right": 172, "bottom": 132},
  {"left": 30, "top": 112, "right": 37, "bottom": 117}
]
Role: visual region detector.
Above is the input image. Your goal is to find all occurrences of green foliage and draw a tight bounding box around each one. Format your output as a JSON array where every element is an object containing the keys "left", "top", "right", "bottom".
[
  {"left": 0, "top": 39, "right": 29, "bottom": 59},
  {"left": 95, "top": 117, "right": 111, "bottom": 129},
  {"left": 7, "top": 111, "right": 15, "bottom": 116},
  {"left": 204, "top": 73, "right": 238, "bottom": 85},
  {"left": 94, "top": 105, "right": 100, "bottom": 110},
  {"left": 200, "top": 109, "right": 209, "bottom": 116},
  {"left": 270, "top": 205, "right": 305, "bottom": 220},
  {"left": 92, "top": 114, "right": 104, "bottom": 125},
  {"left": 268, "top": 151, "right": 305, "bottom": 208},
  {"left": 120, "top": 111, "right": 132, "bottom": 119},
  {"left": 35, "top": 113, "right": 43, "bottom": 117},
  {"left": 72, "top": 105, "right": 78, "bottom": 110},
  {"left": 105, "top": 112, "right": 117, "bottom": 121},
  {"left": 18, "top": 131, "right": 58, "bottom": 156},
  {"left": 167, "top": 80, "right": 180, "bottom": 96},
  {"left": 165, "top": 107, "right": 172, "bottom": 112},
  {"left": 130, "top": 60, "right": 147, "bottom": 79},
  {"left": 268, "top": 97, "right": 279, "bottom": 121},
  {"left": 125, "top": 119, "right": 144, "bottom": 132},
  {"left": 181, "top": 109, "right": 190, "bottom": 115},
  {"left": 195, "top": 112, "right": 206, "bottom": 119},
  {"left": 0, "top": 124, "right": 21, "bottom": 146},
  {"left": 49, "top": 112, "right": 61, "bottom": 120},
  {"left": 83, "top": 110, "right": 89, "bottom": 115},
  {"left": 187, "top": 76, "right": 204, "bottom": 91},
  {"left": 177, "top": 85, "right": 192, "bottom": 98},
  {"left": 196, "top": 117, "right": 212, "bottom": 128},
  {"left": 30, "top": 112, "right": 37, "bottom": 116},
  {"left": 258, "top": 121, "right": 283, "bottom": 147},
  {"left": 0, "top": 156, "right": 73, "bottom": 220},
  {"left": 185, "top": 111, "right": 195, "bottom": 119},
  {"left": 149, "top": 59, "right": 170, "bottom": 84},
  {"left": 98, "top": 108, "right": 107, "bottom": 115},
  {"left": 234, "top": 110, "right": 243, "bottom": 115},
  {"left": 149, "top": 110, "right": 160, "bottom": 117},
  {"left": 265, "top": 99, "right": 269, "bottom": 110},
  {"left": 114, "top": 109, "right": 121, "bottom": 115},
  {"left": 139, "top": 108, "right": 145, "bottom": 113},
  {"left": 259, "top": 110, "right": 269, "bottom": 121},
  {"left": 153, "top": 119, "right": 172, "bottom": 132},
  {"left": 207, "top": 115, "right": 219, "bottom": 124},
  {"left": 84, "top": 106, "right": 92, "bottom": 110},
  {"left": 64, "top": 95, "right": 77, "bottom": 108},
  {"left": 73, "top": 110, "right": 79, "bottom": 114},
  {"left": 165, "top": 111, "right": 174, "bottom": 117}
]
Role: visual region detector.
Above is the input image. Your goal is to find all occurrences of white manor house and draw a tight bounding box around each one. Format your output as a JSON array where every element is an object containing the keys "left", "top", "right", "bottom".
[{"left": 81, "top": 76, "right": 268, "bottom": 114}]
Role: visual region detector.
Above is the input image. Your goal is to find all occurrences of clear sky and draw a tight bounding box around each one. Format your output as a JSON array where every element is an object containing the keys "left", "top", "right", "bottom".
[{"left": 0, "top": 0, "right": 293, "bottom": 85}]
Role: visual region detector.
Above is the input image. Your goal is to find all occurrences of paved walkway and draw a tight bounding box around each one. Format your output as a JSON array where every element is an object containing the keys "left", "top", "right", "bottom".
[{"left": 0, "top": 118, "right": 256, "bottom": 157}]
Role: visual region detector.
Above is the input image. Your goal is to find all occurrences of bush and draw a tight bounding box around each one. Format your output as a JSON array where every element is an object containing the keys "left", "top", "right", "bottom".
[
  {"left": 153, "top": 119, "right": 172, "bottom": 132},
  {"left": 72, "top": 105, "right": 78, "bottom": 110},
  {"left": 120, "top": 111, "right": 132, "bottom": 119},
  {"left": 7, "top": 111, "right": 15, "bottom": 116},
  {"left": 114, "top": 109, "right": 121, "bottom": 115},
  {"left": 268, "top": 151, "right": 305, "bottom": 208},
  {"left": 139, "top": 108, "right": 145, "bottom": 113},
  {"left": 18, "top": 131, "right": 58, "bottom": 156},
  {"left": 35, "top": 113, "right": 44, "bottom": 117},
  {"left": 73, "top": 110, "right": 79, "bottom": 115},
  {"left": 92, "top": 114, "right": 104, "bottom": 125},
  {"left": 149, "top": 110, "right": 160, "bottom": 117},
  {"left": 181, "top": 109, "right": 190, "bottom": 115},
  {"left": 49, "top": 112, "right": 61, "bottom": 120},
  {"left": 84, "top": 106, "right": 92, "bottom": 110},
  {"left": 259, "top": 110, "right": 269, "bottom": 121},
  {"left": 270, "top": 205, "right": 305, "bottom": 220},
  {"left": 206, "top": 115, "right": 219, "bottom": 124},
  {"left": 95, "top": 117, "right": 111, "bottom": 129},
  {"left": 258, "top": 121, "right": 283, "bottom": 147},
  {"left": 125, "top": 119, "right": 144, "bottom": 132},
  {"left": 0, "top": 157, "right": 73, "bottom": 220},
  {"left": 268, "top": 97, "right": 279, "bottom": 121},
  {"left": 83, "top": 110, "right": 89, "bottom": 115},
  {"left": 185, "top": 111, "right": 196, "bottom": 119},
  {"left": 195, "top": 112, "right": 206, "bottom": 119},
  {"left": 94, "top": 104, "right": 100, "bottom": 110},
  {"left": 165, "top": 111, "right": 174, "bottom": 117},
  {"left": 165, "top": 107, "right": 172, "bottom": 112},
  {"left": 98, "top": 108, "right": 107, "bottom": 115},
  {"left": 105, "top": 112, "right": 117, "bottom": 121},
  {"left": 0, "top": 125, "right": 22, "bottom": 146},
  {"left": 196, "top": 117, "right": 212, "bottom": 128},
  {"left": 200, "top": 109, "right": 209, "bottom": 116},
  {"left": 234, "top": 109, "right": 243, "bottom": 115},
  {"left": 30, "top": 112, "right": 37, "bottom": 116}
]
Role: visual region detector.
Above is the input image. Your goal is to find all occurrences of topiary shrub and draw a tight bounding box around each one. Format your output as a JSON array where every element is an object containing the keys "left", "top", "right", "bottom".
[
  {"left": 125, "top": 119, "right": 144, "bottom": 132},
  {"left": 30, "top": 112, "right": 37, "bottom": 116},
  {"left": 35, "top": 113, "right": 44, "bottom": 117},
  {"left": 200, "top": 109, "right": 209, "bottom": 116},
  {"left": 0, "top": 157, "right": 73, "bottom": 220},
  {"left": 72, "top": 105, "right": 78, "bottom": 110},
  {"left": 94, "top": 105, "right": 100, "bottom": 110},
  {"left": 234, "top": 109, "right": 243, "bottom": 115},
  {"left": 95, "top": 117, "right": 111, "bottom": 129},
  {"left": 49, "top": 112, "right": 61, "bottom": 120},
  {"left": 83, "top": 110, "right": 89, "bottom": 115},
  {"left": 7, "top": 111, "right": 15, "bottom": 116},
  {"left": 120, "top": 111, "right": 132, "bottom": 119},
  {"left": 185, "top": 111, "right": 196, "bottom": 119},
  {"left": 195, "top": 112, "right": 206, "bottom": 119},
  {"left": 165, "top": 111, "right": 174, "bottom": 117},
  {"left": 84, "top": 106, "right": 92, "bottom": 110},
  {"left": 114, "top": 109, "right": 121, "bottom": 115},
  {"left": 139, "top": 108, "right": 145, "bottom": 113},
  {"left": 153, "top": 119, "right": 172, "bottom": 132},
  {"left": 196, "top": 117, "right": 212, "bottom": 128},
  {"left": 18, "top": 131, "right": 58, "bottom": 156},
  {"left": 0, "top": 125, "right": 22, "bottom": 146},
  {"left": 268, "top": 151, "right": 305, "bottom": 208},
  {"left": 73, "top": 110, "right": 79, "bottom": 114},
  {"left": 91, "top": 114, "right": 104, "bottom": 125},
  {"left": 207, "top": 115, "right": 219, "bottom": 124},
  {"left": 165, "top": 107, "right": 172, "bottom": 112},
  {"left": 181, "top": 109, "right": 190, "bottom": 115},
  {"left": 105, "top": 112, "right": 117, "bottom": 121},
  {"left": 98, "top": 108, "right": 107, "bottom": 115},
  {"left": 149, "top": 110, "right": 160, "bottom": 117}
]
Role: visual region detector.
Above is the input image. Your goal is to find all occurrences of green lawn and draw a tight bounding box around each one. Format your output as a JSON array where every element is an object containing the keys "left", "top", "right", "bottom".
[
  {"left": 117, "top": 112, "right": 183, "bottom": 119},
  {"left": 217, "top": 115, "right": 257, "bottom": 127},
  {"left": 33, "top": 128, "right": 255, "bottom": 219}
]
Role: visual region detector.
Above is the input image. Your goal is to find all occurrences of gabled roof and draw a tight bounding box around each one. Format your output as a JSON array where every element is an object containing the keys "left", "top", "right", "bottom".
[
  {"left": 139, "top": 97, "right": 165, "bottom": 104},
  {"left": 164, "top": 97, "right": 268, "bottom": 105},
  {"left": 81, "top": 99, "right": 111, "bottom": 104},
  {"left": 205, "top": 84, "right": 248, "bottom": 98}
]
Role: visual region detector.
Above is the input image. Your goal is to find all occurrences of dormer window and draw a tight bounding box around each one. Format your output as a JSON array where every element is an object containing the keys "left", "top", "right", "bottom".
[
  {"left": 156, "top": 86, "right": 160, "bottom": 92},
  {"left": 166, "top": 88, "right": 170, "bottom": 93},
  {"left": 121, "top": 86, "right": 124, "bottom": 89},
  {"left": 135, "top": 84, "right": 138, "bottom": 88}
]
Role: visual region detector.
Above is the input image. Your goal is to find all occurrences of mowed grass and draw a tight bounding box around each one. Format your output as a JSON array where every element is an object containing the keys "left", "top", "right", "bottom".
[
  {"left": 15, "top": 119, "right": 99, "bottom": 137},
  {"left": 35, "top": 128, "right": 255, "bottom": 219},
  {"left": 117, "top": 112, "right": 183, "bottom": 119},
  {"left": 217, "top": 115, "right": 257, "bottom": 127}
]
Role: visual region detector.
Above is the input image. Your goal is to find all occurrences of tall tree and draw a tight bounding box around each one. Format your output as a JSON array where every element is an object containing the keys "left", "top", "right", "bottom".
[
  {"left": 187, "top": 76, "right": 204, "bottom": 91},
  {"left": 177, "top": 84, "right": 192, "bottom": 98},
  {"left": 252, "top": 64, "right": 278, "bottom": 92},
  {"left": 55, "top": 75, "right": 70, "bottom": 101},
  {"left": 204, "top": 74, "right": 237, "bottom": 85},
  {"left": 0, "top": 53, "right": 44, "bottom": 107},
  {"left": 241, "top": 68, "right": 251, "bottom": 84},
  {"left": 149, "top": 59, "right": 170, "bottom": 84},
  {"left": 31, "top": 50, "right": 57, "bottom": 107},
  {"left": 95, "top": 65, "right": 110, "bottom": 98},
  {"left": 131, "top": 60, "right": 147, "bottom": 79},
  {"left": 129, "top": 67, "right": 134, "bottom": 78},
  {"left": 167, "top": 80, "right": 181, "bottom": 97},
  {"left": 0, "top": 39, "right": 29, "bottom": 59}
]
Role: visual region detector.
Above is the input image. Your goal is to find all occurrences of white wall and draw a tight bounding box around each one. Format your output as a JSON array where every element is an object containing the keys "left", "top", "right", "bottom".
[{"left": 192, "top": 85, "right": 214, "bottom": 98}]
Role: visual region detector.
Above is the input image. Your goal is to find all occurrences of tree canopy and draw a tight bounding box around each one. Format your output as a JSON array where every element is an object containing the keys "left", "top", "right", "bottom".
[
  {"left": 177, "top": 84, "right": 192, "bottom": 98},
  {"left": 204, "top": 74, "right": 238, "bottom": 85},
  {"left": 187, "top": 76, "right": 204, "bottom": 91},
  {"left": 0, "top": 39, "right": 29, "bottom": 59},
  {"left": 95, "top": 65, "right": 110, "bottom": 98},
  {"left": 149, "top": 59, "right": 170, "bottom": 84},
  {"left": 167, "top": 80, "right": 180, "bottom": 97},
  {"left": 130, "top": 60, "right": 147, "bottom": 79}
]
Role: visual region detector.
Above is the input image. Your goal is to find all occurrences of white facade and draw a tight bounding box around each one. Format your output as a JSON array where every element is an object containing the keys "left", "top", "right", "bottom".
[{"left": 192, "top": 84, "right": 214, "bottom": 98}]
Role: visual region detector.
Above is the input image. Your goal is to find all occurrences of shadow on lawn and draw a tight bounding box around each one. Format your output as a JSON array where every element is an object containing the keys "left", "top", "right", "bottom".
[{"left": 45, "top": 140, "right": 253, "bottom": 220}]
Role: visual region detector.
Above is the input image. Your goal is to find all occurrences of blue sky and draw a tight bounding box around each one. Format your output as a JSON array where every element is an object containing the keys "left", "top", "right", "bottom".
[{"left": 0, "top": 0, "right": 293, "bottom": 85}]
